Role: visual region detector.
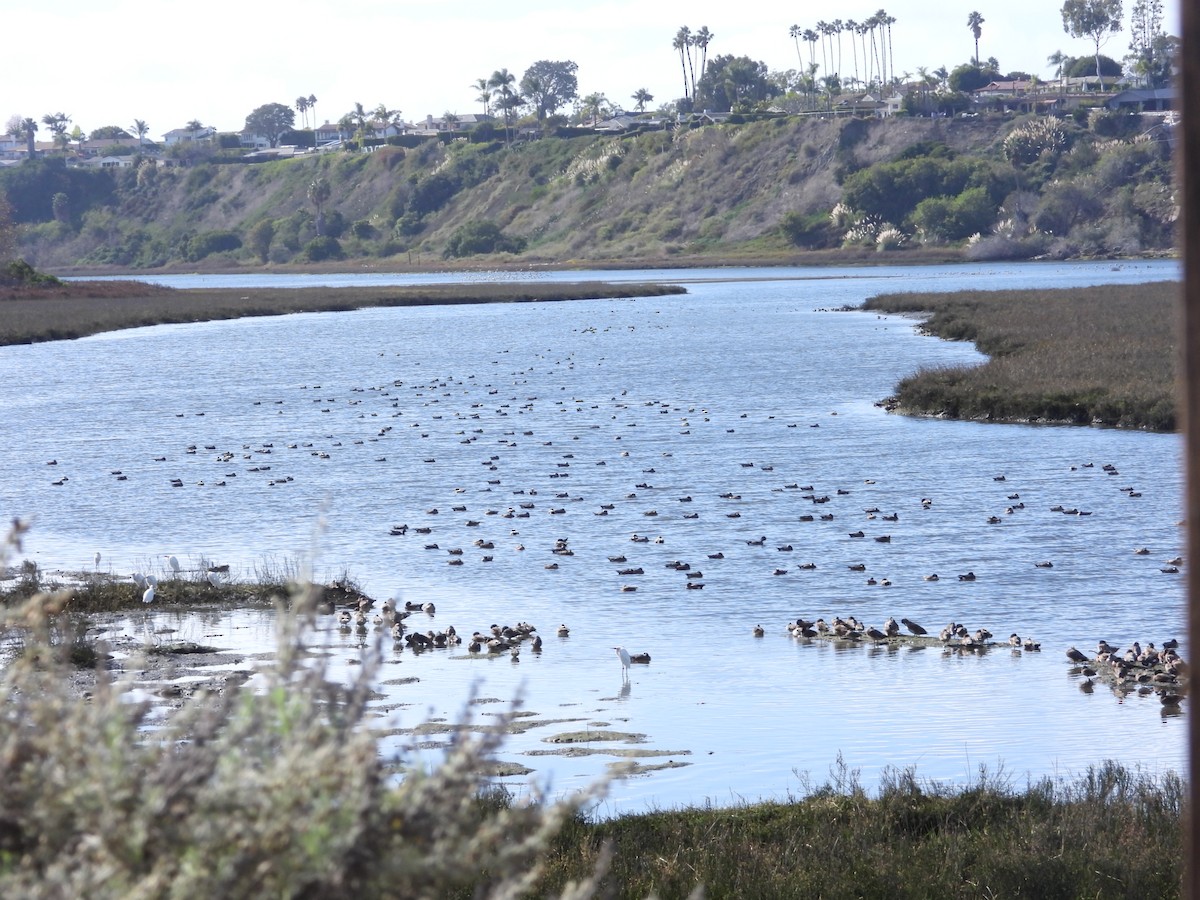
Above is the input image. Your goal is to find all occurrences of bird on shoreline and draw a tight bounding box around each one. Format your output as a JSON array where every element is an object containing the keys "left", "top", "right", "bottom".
[{"left": 613, "top": 646, "right": 631, "bottom": 678}]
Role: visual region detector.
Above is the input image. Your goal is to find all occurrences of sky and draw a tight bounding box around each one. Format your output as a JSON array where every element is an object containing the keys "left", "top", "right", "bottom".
[{"left": 4, "top": 0, "right": 1182, "bottom": 140}]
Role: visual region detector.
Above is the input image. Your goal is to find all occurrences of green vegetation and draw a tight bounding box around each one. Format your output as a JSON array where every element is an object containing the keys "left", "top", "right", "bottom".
[
  {"left": 0, "top": 280, "right": 687, "bottom": 345},
  {"left": 0, "top": 111, "right": 1177, "bottom": 272},
  {"left": 535, "top": 759, "right": 1182, "bottom": 898},
  {"left": 863, "top": 281, "right": 1178, "bottom": 430}
]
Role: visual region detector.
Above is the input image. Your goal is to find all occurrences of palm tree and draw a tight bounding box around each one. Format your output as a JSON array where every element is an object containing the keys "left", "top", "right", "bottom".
[
  {"left": 296, "top": 96, "right": 310, "bottom": 129},
  {"left": 473, "top": 77, "right": 492, "bottom": 115},
  {"left": 307, "top": 95, "right": 318, "bottom": 129},
  {"left": 882, "top": 12, "right": 897, "bottom": 87},
  {"left": 308, "top": 177, "right": 331, "bottom": 236},
  {"left": 442, "top": 112, "right": 460, "bottom": 131},
  {"left": 41, "top": 113, "right": 71, "bottom": 153},
  {"left": 857, "top": 21, "right": 872, "bottom": 88},
  {"left": 1047, "top": 49, "right": 1068, "bottom": 85},
  {"left": 131, "top": 119, "right": 149, "bottom": 148},
  {"left": 374, "top": 103, "right": 400, "bottom": 139},
  {"left": 20, "top": 117, "right": 37, "bottom": 158},
  {"left": 845, "top": 20, "right": 860, "bottom": 86},
  {"left": 672, "top": 27, "right": 692, "bottom": 102},
  {"left": 789, "top": 25, "right": 804, "bottom": 66},
  {"left": 631, "top": 88, "right": 654, "bottom": 113},
  {"left": 692, "top": 26, "right": 713, "bottom": 84},
  {"left": 581, "top": 92, "right": 608, "bottom": 126},
  {"left": 832, "top": 19, "right": 845, "bottom": 78},
  {"left": 815, "top": 21, "right": 830, "bottom": 83},
  {"left": 967, "top": 11, "right": 985, "bottom": 66},
  {"left": 488, "top": 69, "right": 519, "bottom": 141}
]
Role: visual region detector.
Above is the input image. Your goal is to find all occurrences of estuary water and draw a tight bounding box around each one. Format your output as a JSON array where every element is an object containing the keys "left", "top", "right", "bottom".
[{"left": 3, "top": 259, "right": 1187, "bottom": 813}]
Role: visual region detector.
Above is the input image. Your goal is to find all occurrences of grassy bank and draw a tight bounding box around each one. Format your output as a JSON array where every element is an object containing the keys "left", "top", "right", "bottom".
[
  {"left": 863, "top": 281, "right": 1179, "bottom": 431},
  {"left": 0, "top": 279, "right": 685, "bottom": 345},
  {"left": 534, "top": 760, "right": 1183, "bottom": 899}
]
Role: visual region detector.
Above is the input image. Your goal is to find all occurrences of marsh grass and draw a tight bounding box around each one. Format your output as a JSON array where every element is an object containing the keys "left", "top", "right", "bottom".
[
  {"left": 864, "top": 281, "right": 1179, "bottom": 430},
  {"left": 0, "top": 280, "right": 686, "bottom": 346},
  {"left": 535, "top": 758, "right": 1183, "bottom": 899}
]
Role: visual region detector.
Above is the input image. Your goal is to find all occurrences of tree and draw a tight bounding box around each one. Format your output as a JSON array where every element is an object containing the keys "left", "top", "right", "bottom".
[
  {"left": 1061, "top": 0, "right": 1123, "bottom": 84},
  {"left": 246, "top": 219, "right": 275, "bottom": 263},
  {"left": 949, "top": 64, "right": 991, "bottom": 93},
  {"left": 295, "top": 96, "right": 310, "bottom": 129},
  {"left": 442, "top": 111, "right": 460, "bottom": 131},
  {"left": 244, "top": 103, "right": 296, "bottom": 148},
  {"left": 308, "top": 177, "right": 331, "bottom": 236},
  {"left": 967, "top": 11, "right": 985, "bottom": 65},
  {"left": 520, "top": 60, "right": 579, "bottom": 122},
  {"left": 90, "top": 125, "right": 131, "bottom": 141},
  {"left": 472, "top": 78, "right": 492, "bottom": 116},
  {"left": 185, "top": 119, "right": 205, "bottom": 131},
  {"left": 694, "top": 54, "right": 777, "bottom": 113},
  {"left": 580, "top": 92, "right": 608, "bottom": 126},
  {"left": 692, "top": 26, "right": 714, "bottom": 85},
  {"left": 19, "top": 118, "right": 37, "bottom": 158},
  {"left": 374, "top": 104, "right": 402, "bottom": 137},
  {"left": 488, "top": 69, "right": 519, "bottom": 140},
  {"left": 41, "top": 113, "right": 70, "bottom": 153},
  {"left": 1126, "top": 0, "right": 1174, "bottom": 87},
  {"left": 672, "top": 27, "right": 692, "bottom": 102},
  {"left": 131, "top": 119, "right": 149, "bottom": 147},
  {"left": 631, "top": 88, "right": 654, "bottom": 113}
]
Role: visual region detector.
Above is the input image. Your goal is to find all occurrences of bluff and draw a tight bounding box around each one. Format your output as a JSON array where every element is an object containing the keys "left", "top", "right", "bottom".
[{"left": 3, "top": 111, "right": 1177, "bottom": 271}]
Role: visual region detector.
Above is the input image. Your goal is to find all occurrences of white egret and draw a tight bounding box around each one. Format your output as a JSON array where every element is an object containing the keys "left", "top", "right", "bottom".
[
  {"left": 142, "top": 584, "right": 156, "bottom": 604},
  {"left": 167, "top": 555, "right": 182, "bottom": 577},
  {"left": 145, "top": 574, "right": 158, "bottom": 588},
  {"left": 93, "top": 551, "right": 101, "bottom": 569},
  {"left": 206, "top": 571, "right": 222, "bottom": 588},
  {"left": 613, "top": 646, "right": 631, "bottom": 678}
]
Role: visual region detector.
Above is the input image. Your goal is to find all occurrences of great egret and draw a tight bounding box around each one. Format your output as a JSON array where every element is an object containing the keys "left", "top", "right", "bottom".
[
  {"left": 94, "top": 551, "right": 101, "bottom": 569},
  {"left": 613, "top": 646, "right": 631, "bottom": 678},
  {"left": 167, "top": 555, "right": 182, "bottom": 577},
  {"left": 206, "top": 571, "right": 222, "bottom": 588},
  {"left": 142, "top": 584, "right": 156, "bottom": 604}
]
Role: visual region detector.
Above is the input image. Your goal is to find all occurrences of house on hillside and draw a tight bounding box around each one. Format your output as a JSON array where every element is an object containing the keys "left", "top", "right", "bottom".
[
  {"left": 163, "top": 125, "right": 216, "bottom": 145},
  {"left": 1106, "top": 87, "right": 1175, "bottom": 113},
  {"left": 312, "top": 121, "right": 342, "bottom": 145},
  {"left": 76, "top": 155, "right": 134, "bottom": 169}
]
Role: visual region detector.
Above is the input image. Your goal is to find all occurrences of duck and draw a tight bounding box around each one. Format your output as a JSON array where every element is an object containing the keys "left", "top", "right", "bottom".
[{"left": 901, "top": 618, "right": 927, "bottom": 636}]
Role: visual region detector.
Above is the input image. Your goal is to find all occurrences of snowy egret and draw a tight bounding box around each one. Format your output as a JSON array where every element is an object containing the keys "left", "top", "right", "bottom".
[
  {"left": 142, "top": 584, "right": 156, "bottom": 604},
  {"left": 613, "top": 646, "right": 631, "bottom": 678}
]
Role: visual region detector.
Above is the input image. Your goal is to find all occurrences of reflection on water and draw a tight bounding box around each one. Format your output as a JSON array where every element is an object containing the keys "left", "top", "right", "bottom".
[{"left": 2, "top": 260, "right": 1186, "bottom": 812}]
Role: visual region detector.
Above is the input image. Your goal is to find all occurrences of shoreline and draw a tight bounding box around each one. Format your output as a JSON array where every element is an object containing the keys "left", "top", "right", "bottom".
[{"left": 0, "top": 280, "right": 685, "bottom": 346}]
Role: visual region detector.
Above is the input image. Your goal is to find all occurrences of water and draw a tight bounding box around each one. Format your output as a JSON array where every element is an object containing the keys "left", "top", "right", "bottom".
[{"left": 6, "top": 260, "right": 1187, "bottom": 812}]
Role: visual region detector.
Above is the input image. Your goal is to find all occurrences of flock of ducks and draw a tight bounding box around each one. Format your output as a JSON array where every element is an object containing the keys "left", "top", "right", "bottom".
[
  {"left": 761, "top": 615, "right": 1043, "bottom": 652},
  {"left": 48, "top": 329, "right": 1182, "bottom": 718},
  {"left": 1064, "top": 638, "right": 1188, "bottom": 704}
]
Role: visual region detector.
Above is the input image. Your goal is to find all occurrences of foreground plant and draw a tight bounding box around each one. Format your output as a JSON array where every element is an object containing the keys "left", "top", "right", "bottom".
[{"left": 0, "top": 560, "right": 606, "bottom": 898}]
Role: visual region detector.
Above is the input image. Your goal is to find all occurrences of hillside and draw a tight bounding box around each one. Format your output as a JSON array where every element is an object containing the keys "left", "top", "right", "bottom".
[{"left": 3, "top": 111, "right": 1177, "bottom": 271}]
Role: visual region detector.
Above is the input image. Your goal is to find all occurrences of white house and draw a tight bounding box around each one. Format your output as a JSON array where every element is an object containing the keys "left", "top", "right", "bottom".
[{"left": 162, "top": 125, "right": 216, "bottom": 145}]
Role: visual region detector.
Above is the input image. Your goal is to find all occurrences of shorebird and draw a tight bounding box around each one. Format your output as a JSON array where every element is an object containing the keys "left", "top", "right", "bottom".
[
  {"left": 1066, "top": 646, "right": 1089, "bottom": 663},
  {"left": 901, "top": 618, "right": 927, "bottom": 636},
  {"left": 613, "top": 646, "right": 631, "bottom": 678}
]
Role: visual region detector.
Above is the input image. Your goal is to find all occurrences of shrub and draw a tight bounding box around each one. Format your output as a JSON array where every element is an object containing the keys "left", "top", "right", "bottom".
[
  {"left": 1003, "top": 117, "right": 1069, "bottom": 166},
  {"left": 444, "top": 220, "right": 526, "bottom": 258},
  {"left": 185, "top": 230, "right": 242, "bottom": 261},
  {"left": 780, "top": 211, "right": 837, "bottom": 249},
  {"left": 0, "top": 554, "right": 606, "bottom": 899},
  {"left": 303, "top": 235, "right": 344, "bottom": 261}
]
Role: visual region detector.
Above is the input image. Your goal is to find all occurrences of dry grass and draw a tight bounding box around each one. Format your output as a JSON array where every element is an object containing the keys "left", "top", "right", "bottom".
[
  {"left": 864, "top": 281, "right": 1179, "bottom": 430},
  {"left": 0, "top": 280, "right": 685, "bottom": 346}
]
